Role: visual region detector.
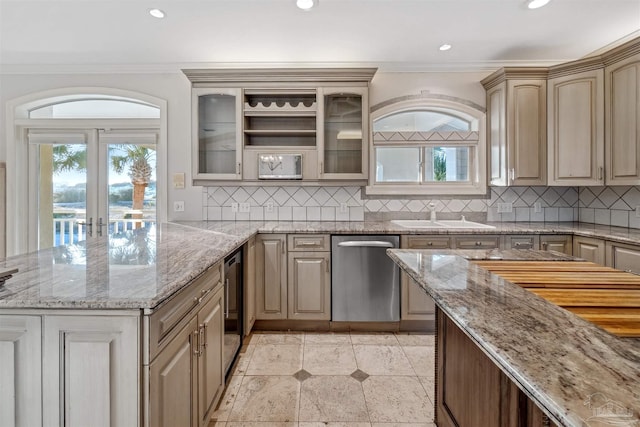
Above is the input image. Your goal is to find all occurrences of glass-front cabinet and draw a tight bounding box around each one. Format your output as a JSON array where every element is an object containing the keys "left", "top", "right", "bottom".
[
  {"left": 192, "top": 88, "right": 242, "bottom": 180},
  {"left": 318, "top": 87, "right": 368, "bottom": 180}
]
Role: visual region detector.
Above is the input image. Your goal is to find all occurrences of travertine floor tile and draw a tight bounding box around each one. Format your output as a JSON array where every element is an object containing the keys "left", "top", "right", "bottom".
[
  {"left": 394, "top": 333, "right": 435, "bottom": 347},
  {"left": 304, "top": 333, "right": 352, "bottom": 345},
  {"left": 363, "top": 376, "right": 433, "bottom": 423},
  {"left": 371, "top": 423, "right": 436, "bottom": 427},
  {"left": 353, "top": 345, "right": 415, "bottom": 375},
  {"left": 350, "top": 332, "right": 399, "bottom": 345},
  {"left": 211, "top": 375, "right": 244, "bottom": 422},
  {"left": 303, "top": 344, "right": 357, "bottom": 375},
  {"left": 300, "top": 422, "right": 371, "bottom": 426},
  {"left": 245, "top": 344, "right": 303, "bottom": 375},
  {"left": 299, "top": 376, "right": 369, "bottom": 422},
  {"left": 402, "top": 346, "right": 435, "bottom": 377},
  {"left": 419, "top": 376, "right": 436, "bottom": 404},
  {"left": 254, "top": 333, "right": 304, "bottom": 345},
  {"left": 226, "top": 423, "right": 297, "bottom": 426},
  {"left": 233, "top": 344, "right": 257, "bottom": 376},
  {"left": 228, "top": 376, "right": 300, "bottom": 422}
]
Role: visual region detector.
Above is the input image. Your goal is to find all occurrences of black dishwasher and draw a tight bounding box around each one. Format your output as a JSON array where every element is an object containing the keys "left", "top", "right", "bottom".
[{"left": 224, "top": 248, "right": 243, "bottom": 378}]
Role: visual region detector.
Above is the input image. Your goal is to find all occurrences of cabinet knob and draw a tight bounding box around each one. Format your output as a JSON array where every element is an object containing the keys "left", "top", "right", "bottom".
[
  {"left": 475, "top": 241, "right": 482, "bottom": 246},
  {"left": 427, "top": 242, "right": 433, "bottom": 246}
]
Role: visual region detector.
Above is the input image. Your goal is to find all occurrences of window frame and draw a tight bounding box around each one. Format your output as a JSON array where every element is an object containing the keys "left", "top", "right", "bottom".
[{"left": 366, "top": 96, "right": 487, "bottom": 196}]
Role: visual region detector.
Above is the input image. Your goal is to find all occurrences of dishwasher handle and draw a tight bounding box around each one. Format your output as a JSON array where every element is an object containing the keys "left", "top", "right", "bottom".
[{"left": 337, "top": 240, "right": 394, "bottom": 248}]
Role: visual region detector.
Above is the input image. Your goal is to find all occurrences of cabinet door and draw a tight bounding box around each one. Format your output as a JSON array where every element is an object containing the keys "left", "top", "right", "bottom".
[
  {"left": 43, "top": 314, "right": 139, "bottom": 427},
  {"left": 287, "top": 251, "right": 331, "bottom": 320},
  {"left": 487, "top": 82, "right": 507, "bottom": 186},
  {"left": 454, "top": 235, "right": 501, "bottom": 249},
  {"left": 400, "top": 236, "right": 440, "bottom": 321},
  {"left": 606, "top": 54, "right": 640, "bottom": 185},
  {"left": 318, "top": 87, "right": 368, "bottom": 180},
  {"left": 606, "top": 241, "right": 640, "bottom": 274},
  {"left": 503, "top": 235, "right": 539, "bottom": 250},
  {"left": 192, "top": 88, "right": 242, "bottom": 181},
  {"left": 573, "top": 236, "right": 605, "bottom": 264},
  {"left": 548, "top": 69, "right": 605, "bottom": 186},
  {"left": 540, "top": 235, "right": 573, "bottom": 255},
  {"left": 197, "top": 287, "right": 224, "bottom": 427},
  {"left": 150, "top": 317, "right": 198, "bottom": 427},
  {"left": 0, "top": 315, "right": 41, "bottom": 427},
  {"left": 255, "top": 234, "right": 287, "bottom": 319},
  {"left": 507, "top": 79, "right": 547, "bottom": 185},
  {"left": 244, "top": 236, "right": 256, "bottom": 336}
]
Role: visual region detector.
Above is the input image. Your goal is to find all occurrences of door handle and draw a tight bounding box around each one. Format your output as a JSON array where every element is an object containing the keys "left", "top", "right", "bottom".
[
  {"left": 225, "top": 278, "right": 229, "bottom": 319},
  {"left": 337, "top": 241, "right": 394, "bottom": 248},
  {"left": 97, "top": 217, "right": 105, "bottom": 237},
  {"left": 79, "top": 217, "right": 93, "bottom": 237}
]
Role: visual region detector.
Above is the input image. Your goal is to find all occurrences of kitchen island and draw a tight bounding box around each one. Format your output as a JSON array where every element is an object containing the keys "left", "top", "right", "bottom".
[{"left": 387, "top": 248, "right": 640, "bottom": 427}]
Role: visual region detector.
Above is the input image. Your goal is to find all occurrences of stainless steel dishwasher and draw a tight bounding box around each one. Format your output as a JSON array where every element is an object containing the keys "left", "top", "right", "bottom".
[{"left": 331, "top": 235, "right": 400, "bottom": 321}]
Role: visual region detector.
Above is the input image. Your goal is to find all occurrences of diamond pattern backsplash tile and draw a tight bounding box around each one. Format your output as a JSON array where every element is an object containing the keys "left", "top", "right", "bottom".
[{"left": 579, "top": 186, "right": 640, "bottom": 229}]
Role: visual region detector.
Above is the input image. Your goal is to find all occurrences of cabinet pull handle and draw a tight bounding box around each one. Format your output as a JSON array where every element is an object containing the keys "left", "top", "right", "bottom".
[
  {"left": 237, "top": 162, "right": 241, "bottom": 175},
  {"left": 320, "top": 161, "right": 323, "bottom": 175},
  {"left": 199, "top": 323, "right": 206, "bottom": 353},
  {"left": 225, "top": 278, "right": 230, "bottom": 319},
  {"left": 192, "top": 329, "right": 201, "bottom": 356},
  {"left": 510, "top": 168, "right": 515, "bottom": 180},
  {"left": 298, "top": 241, "right": 319, "bottom": 246},
  {"left": 598, "top": 166, "right": 603, "bottom": 180},
  {"left": 542, "top": 242, "right": 548, "bottom": 249},
  {"left": 325, "top": 259, "right": 329, "bottom": 273}
]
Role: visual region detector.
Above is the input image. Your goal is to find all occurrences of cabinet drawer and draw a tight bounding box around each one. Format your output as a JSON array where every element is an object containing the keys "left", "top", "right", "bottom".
[
  {"left": 288, "top": 234, "right": 330, "bottom": 251},
  {"left": 149, "top": 262, "right": 223, "bottom": 361},
  {"left": 504, "top": 235, "right": 539, "bottom": 250},
  {"left": 454, "top": 235, "right": 500, "bottom": 249},
  {"left": 402, "top": 235, "right": 451, "bottom": 249}
]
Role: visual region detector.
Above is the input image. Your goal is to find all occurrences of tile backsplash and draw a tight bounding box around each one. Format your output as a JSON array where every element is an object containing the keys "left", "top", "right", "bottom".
[{"left": 202, "top": 184, "right": 640, "bottom": 229}]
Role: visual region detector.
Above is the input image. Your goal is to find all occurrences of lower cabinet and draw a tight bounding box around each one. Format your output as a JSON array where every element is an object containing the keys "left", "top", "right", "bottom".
[
  {"left": 400, "top": 235, "right": 439, "bottom": 321},
  {"left": 606, "top": 240, "right": 640, "bottom": 274},
  {"left": 255, "top": 234, "right": 288, "bottom": 319},
  {"left": 149, "top": 278, "right": 225, "bottom": 427},
  {"left": 539, "top": 234, "right": 573, "bottom": 254},
  {"left": 0, "top": 315, "right": 42, "bottom": 427},
  {"left": 42, "top": 313, "right": 140, "bottom": 427},
  {"left": 573, "top": 235, "right": 606, "bottom": 264},
  {"left": 288, "top": 251, "right": 331, "bottom": 320},
  {"left": 437, "top": 309, "right": 557, "bottom": 427}
]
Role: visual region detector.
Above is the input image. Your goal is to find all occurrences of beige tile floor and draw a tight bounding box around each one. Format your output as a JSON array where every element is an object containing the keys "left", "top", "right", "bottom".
[{"left": 210, "top": 331, "right": 437, "bottom": 427}]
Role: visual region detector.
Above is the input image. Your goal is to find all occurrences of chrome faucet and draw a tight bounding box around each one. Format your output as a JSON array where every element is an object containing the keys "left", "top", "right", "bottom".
[{"left": 429, "top": 203, "right": 437, "bottom": 222}]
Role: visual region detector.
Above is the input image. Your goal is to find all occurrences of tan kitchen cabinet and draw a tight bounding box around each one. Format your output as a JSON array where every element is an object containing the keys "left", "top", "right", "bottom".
[
  {"left": 503, "top": 234, "right": 539, "bottom": 250},
  {"left": 244, "top": 236, "right": 256, "bottom": 336},
  {"left": 255, "top": 234, "right": 288, "bottom": 319},
  {"left": 287, "top": 234, "right": 331, "bottom": 320},
  {"left": 605, "top": 241, "right": 640, "bottom": 274},
  {"left": 453, "top": 235, "right": 501, "bottom": 249},
  {"left": 539, "top": 234, "right": 573, "bottom": 255},
  {"left": 399, "top": 235, "right": 441, "bottom": 321},
  {"left": 149, "top": 272, "right": 225, "bottom": 427},
  {"left": 0, "top": 315, "right": 42, "bottom": 427},
  {"left": 573, "top": 235, "right": 606, "bottom": 264},
  {"left": 547, "top": 61, "right": 605, "bottom": 186},
  {"left": 604, "top": 39, "right": 640, "bottom": 185},
  {"left": 482, "top": 70, "right": 548, "bottom": 186}
]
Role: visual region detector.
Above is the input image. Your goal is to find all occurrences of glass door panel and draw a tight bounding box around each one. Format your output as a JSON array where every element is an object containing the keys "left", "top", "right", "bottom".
[
  {"left": 323, "top": 93, "right": 363, "bottom": 174},
  {"left": 198, "top": 93, "right": 238, "bottom": 175}
]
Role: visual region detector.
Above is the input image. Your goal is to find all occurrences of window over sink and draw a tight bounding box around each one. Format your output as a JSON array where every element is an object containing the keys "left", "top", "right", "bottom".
[{"left": 366, "top": 96, "right": 486, "bottom": 196}]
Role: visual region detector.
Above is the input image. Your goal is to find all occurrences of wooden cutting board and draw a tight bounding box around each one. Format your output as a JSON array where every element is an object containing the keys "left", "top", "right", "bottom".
[{"left": 472, "top": 260, "right": 640, "bottom": 338}]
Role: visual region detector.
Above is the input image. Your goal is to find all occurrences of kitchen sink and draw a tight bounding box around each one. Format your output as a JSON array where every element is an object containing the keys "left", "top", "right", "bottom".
[{"left": 390, "top": 219, "right": 496, "bottom": 229}]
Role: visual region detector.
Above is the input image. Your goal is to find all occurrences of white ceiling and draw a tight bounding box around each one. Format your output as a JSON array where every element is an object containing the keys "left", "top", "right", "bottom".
[{"left": 1, "top": 0, "right": 639, "bottom": 72}]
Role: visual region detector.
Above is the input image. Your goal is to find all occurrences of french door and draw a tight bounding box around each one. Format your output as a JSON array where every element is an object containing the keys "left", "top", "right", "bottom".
[{"left": 28, "top": 128, "right": 157, "bottom": 250}]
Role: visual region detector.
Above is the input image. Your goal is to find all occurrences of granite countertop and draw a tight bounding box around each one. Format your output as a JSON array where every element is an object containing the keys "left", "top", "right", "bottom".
[
  {"left": 387, "top": 248, "right": 640, "bottom": 427},
  {"left": 3, "top": 219, "right": 640, "bottom": 311},
  {"left": 0, "top": 223, "right": 251, "bottom": 310}
]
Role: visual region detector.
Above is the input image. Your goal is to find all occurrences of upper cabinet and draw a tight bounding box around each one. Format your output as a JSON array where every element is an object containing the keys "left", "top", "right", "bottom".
[
  {"left": 192, "top": 88, "right": 242, "bottom": 181},
  {"left": 482, "top": 69, "right": 548, "bottom": 186},
  {"left": 547, "top": 60, "right": 605, "bottom": 186},
  {"left": 604, "top": 39, "right": 640, "bottom": 185},
  {"left": 184, "top": 68, "right": 376, "bottom": 185}
]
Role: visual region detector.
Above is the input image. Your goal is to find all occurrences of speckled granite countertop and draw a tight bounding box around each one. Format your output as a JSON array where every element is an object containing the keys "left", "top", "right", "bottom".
[
  {"left": 3, "top": 219, "right": 640, "bottom": 311},
  {"left": 387, "top": 248, "right": 640, "bottom": 427}
]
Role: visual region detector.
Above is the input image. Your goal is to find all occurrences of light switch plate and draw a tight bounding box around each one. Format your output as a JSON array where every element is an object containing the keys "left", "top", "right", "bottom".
[
  {"left": 497, "top": 202, "right": 513, "bottom": 213},
  {"left": 534, "top": 202, "right": 542, "bottom": 213},
  {"left": 231, "top": 202, "right": 239, "bottom": 213},
  {"left": 239, "top": 202, "right": 250, "bottom": 213},
  {"left": 266, "top": 201, "right": 274, "bottom": 213},
  {"left": 636, "top": 206, "right": 640, "bottom": 218},
  {"left": 172, "top": 173, "right": 185, "bottom": 189},
  {"left": 173, "top": 201, "right": 185, "bottom": 212},
  {"left": 339, "top": 203, "right": 348, "bottom": 213}
]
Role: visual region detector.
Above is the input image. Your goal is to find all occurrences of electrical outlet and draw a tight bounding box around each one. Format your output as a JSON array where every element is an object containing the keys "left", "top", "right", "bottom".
[
  {"left": 231, "top": 202, "right": 239, "bottom": 213},
  {"left": 173, "top": 201, "right": 185, "bottom": 212},
  {"left": 636, "top": 206, "right": 640, "bottom": 218},
  {"left": 239, "top": 202, "right": 250, "bottom": 213},
  {"left": 534, "top": 202, "right": 542, "bottom": 213},
  {"left": 497, "top": 202, "right": 513, "bottom": 213},
  {"left": 339, "top": 202, "right": 349, "bottom": 213},
  {"left": 266, "top": 201, "right": 274, "bottom": 213}
]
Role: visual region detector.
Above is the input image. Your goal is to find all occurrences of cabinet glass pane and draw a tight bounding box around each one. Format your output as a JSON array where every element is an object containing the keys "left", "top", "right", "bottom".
[
  {"left": 424, "top": 147, "right": 470, "bottom": 182},
  {"left": 324, "top": 94, "right": 363, "bottom": 174},
  {"left": 375, "top": 147, "right": 421, "bottom": 182},
  {"left": 198, "top": 94, "right": 236, "bottom": 174}
]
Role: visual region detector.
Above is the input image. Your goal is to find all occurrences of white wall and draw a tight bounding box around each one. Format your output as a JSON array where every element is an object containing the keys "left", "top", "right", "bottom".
[{"left": 0, "top": 69, "right": 491, "bottom": 224}]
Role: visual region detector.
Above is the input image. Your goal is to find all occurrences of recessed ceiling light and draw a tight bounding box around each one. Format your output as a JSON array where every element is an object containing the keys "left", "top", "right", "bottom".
[
  {"left": 439, "top": 44, "right": 452, "bottom": 51},
  {"left": 527, "top": 0, "right": 550, "bottom": 9},
  {"left": 296, "top": 0, "right": 317, "bottom": 11},
  {"left": 149, "top": 8, "right": 165, "bottom": 19}
]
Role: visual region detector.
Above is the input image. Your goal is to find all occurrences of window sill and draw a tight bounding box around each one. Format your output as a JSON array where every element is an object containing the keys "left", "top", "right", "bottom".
[{"left": 364, "top": 182, "right": 487, "bottom": 197}]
